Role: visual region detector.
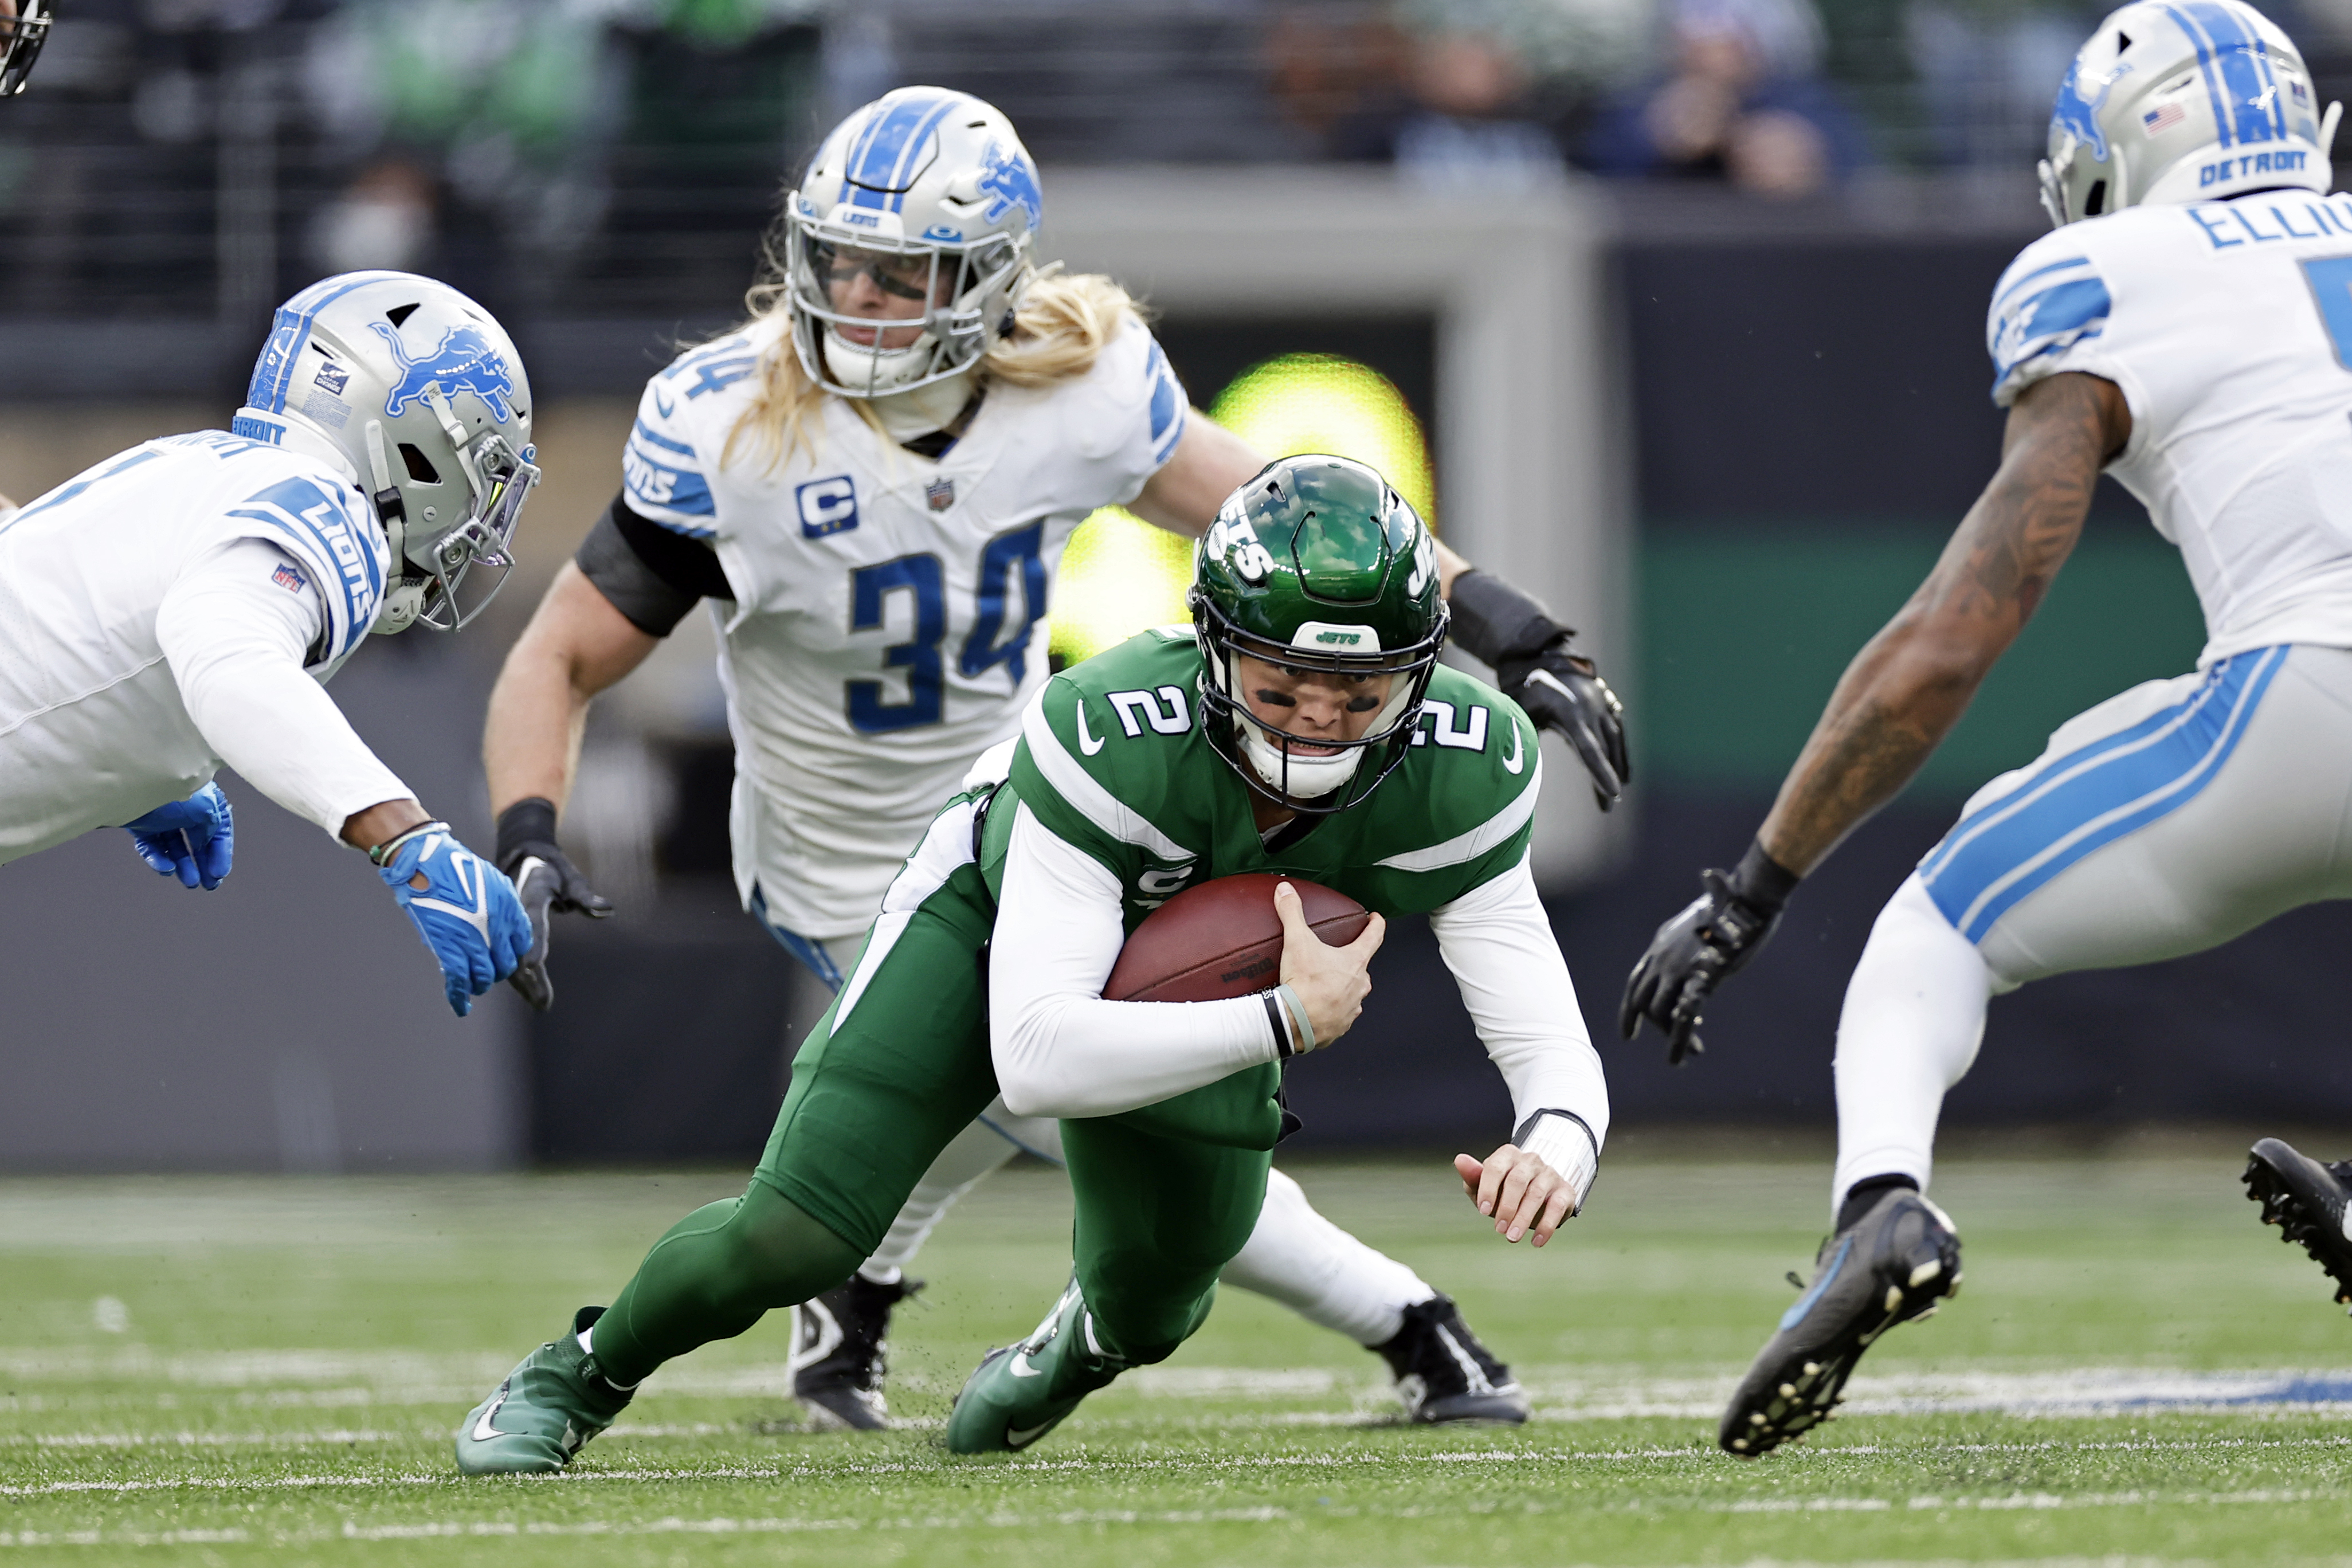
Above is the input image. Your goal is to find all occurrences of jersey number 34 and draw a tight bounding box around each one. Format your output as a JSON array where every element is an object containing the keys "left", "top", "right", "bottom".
[{"left": 847, "top": 523, "right": 1048, "bottom": 731}]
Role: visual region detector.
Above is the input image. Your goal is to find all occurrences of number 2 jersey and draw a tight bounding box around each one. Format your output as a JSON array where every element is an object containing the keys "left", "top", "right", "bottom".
[
  {"left": 1990, "top": 190, "right": 2352, "bottom": 663},
  {"left": 0, "top": 432, "right": 409, "bottom": 863},
  {"left": 965, "top": 626, "right": 1609, "bottom": 1144},
  {"left": 611, "top": 312, "right": 1189, "bottom": 940}
]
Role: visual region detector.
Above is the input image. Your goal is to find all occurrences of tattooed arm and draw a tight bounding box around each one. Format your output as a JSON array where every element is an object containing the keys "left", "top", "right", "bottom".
[
  {"left": 1758, "top": 371, "right": 2128, "bottom": 872},
  {"left": 1619, "top": 371, "right": 2129, "bottom": 1061}
]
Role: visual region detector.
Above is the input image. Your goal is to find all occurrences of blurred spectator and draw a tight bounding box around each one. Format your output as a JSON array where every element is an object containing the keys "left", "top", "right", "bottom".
[
  {"left": 1266, "top": 7, "right": 1412, "bottom": 149},
  {"left": 1337, "top": 25, "right": 1570, "bottom": 188},
  {"left": 304, "top": 0, "right": 629, "bottom": 306},
  {"left": 1586, "top": 0, "right": 1870, "bottom": 195},
  {"left": 1904, "top": 0, "right": 2091, "bottom": 168},
  {"left": 1306, "top": 0, "right": 1652, "bottom": 178},
  {"left": 309, "top": 155, "right": 435, "bottom": 274}
]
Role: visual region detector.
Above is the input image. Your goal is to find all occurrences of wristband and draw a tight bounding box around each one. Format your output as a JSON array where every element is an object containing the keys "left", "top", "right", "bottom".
[
  {"left": 1729, "top": 838, "right": 1801, "bottom": 913},
  {"left": 1445, "top": 569, "right": 1572, "bottom": 666},
  {"left": 496, "top": 796, "right": 560, "bottom": 873},
  {"left": 1274, "top": 983, "right": 1315, "bottom": 1056},
  {"left": 1512, "top": 1108, "right": 1600, "bottom": 1213},
  {"left": 1264, "top": 993, "right": 1292, "bottom": 1059},
  {"left": 368, "top": 820, "right": 450, "bottom": 867}
]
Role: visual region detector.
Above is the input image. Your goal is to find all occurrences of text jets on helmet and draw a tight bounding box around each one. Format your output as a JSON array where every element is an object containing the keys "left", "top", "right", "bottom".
[
  {"left": 2041, "top": 0, "right": 2341, "bottom": 226},
  {"left": 779, "top": 86, "right": 1045, "bottom": 401},
  {"left": 233, "top": 271, "right": 540, "bottom": 632}
]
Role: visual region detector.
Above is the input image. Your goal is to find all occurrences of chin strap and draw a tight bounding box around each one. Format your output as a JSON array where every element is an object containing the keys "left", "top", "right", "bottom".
[{"left": 364, "top": 419, "right": 425, "bottom": 635}]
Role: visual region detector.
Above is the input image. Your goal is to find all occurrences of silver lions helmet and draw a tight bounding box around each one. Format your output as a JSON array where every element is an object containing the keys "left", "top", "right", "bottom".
[
  {"left": 1, "top": 0, "right": 54, "bottom": 97},
  {"left": 2040, "top": 0, "right": 2339, "bottom": 226},
  {"left": 779, "top": 87, "right": 1043, "bottom": 399},
  {"left": 233, "top": 271, "right": 538, "bottom": 633}
]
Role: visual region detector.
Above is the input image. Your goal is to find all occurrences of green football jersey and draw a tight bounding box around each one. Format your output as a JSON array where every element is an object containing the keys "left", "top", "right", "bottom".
[{"left": 990, "top": 627, "right": 1539, "bottom": 928}]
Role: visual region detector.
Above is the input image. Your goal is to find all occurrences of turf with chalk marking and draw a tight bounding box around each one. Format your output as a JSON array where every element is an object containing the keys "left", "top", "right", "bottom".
[{"left": 4, "top": 1151, "right": 2352, "bottom": 1565}]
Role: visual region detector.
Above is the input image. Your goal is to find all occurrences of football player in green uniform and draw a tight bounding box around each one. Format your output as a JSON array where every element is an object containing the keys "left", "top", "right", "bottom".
[{"left": 457, "top": 456, "right": 1609, "bottom": 1469}]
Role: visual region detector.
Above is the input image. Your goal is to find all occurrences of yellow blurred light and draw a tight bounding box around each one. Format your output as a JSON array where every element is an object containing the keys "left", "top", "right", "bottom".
[{"left": 1046, "top": 352, "right": 1433, "bottom": 665}]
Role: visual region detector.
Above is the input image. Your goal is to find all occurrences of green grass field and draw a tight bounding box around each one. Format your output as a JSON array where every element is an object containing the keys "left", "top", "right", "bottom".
[{"left": 7, "top": 1145, "right": 2352, "bottom": 1566}]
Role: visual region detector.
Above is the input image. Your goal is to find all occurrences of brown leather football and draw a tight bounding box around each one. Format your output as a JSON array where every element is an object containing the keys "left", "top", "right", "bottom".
[{"left": 1102, "top": 873, "right": 1371, "bottom": 1003}]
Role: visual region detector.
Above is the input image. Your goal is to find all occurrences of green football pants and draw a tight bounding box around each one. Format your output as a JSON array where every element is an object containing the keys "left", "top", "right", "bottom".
[{"left": 586, "top": 799, "right": 1277, "bottom": 1387}]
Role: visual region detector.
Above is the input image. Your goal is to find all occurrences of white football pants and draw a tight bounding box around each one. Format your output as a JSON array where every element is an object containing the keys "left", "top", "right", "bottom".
[
  {"left": 1833, "top": 643, "right": 2352, "bottom": 1217},
  {"left": 777, "top": 930, "right": 1436, "bottom": 1347}
]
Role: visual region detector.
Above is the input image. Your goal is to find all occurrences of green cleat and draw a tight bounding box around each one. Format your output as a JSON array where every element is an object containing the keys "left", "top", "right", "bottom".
[
  {"left": 944, "top": 1279, "right": 1128, "bottom": 1455},
  {"left": 455, "top": 1306, "right": 636, "bottom": 1475}
]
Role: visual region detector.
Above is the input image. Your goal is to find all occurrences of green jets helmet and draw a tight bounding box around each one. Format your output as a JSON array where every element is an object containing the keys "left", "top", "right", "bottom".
[{"left": 1189, "top": 454, "right": 1448, "bottom": 814}]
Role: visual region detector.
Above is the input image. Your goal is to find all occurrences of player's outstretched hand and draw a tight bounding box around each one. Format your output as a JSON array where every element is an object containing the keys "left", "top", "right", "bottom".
[
  {"left": 378, "top": 825, "right": 532, "bottom": 1017},
  {"left": 495, "top": 797, "right": 614, "bottom": 1012},
  {"left": 1619, "top": 846, "right": 1796, "bottom": 1064},
  {"left": 1274, "top": 878, "right": 1385, "bottom": 1052},
  {"left": 1503, "top": 646, "right": 1628, "bottom": 812},
  {"left": 1442, "top": 568, "right": 1629, "bottom": 811},
  {"left": 123, "top": 783, "right": 234, "bottom": 891},
  {"left": 1455, "top": 1147, "right": 1577, "bottom": 1246}
]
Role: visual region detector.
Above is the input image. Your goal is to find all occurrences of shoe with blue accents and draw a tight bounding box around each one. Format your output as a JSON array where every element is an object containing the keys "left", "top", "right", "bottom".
[{"left": 1720, "top": 1189, "right": 1961, "bottom": 1457}]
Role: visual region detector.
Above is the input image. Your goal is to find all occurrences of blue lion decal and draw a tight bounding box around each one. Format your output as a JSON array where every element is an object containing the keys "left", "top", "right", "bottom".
[
  {"left": 2051, "top": 59, "right": 2130, "bottom": 162},
  {"left": 977, "top": 139, "right": 1043, "bottom": 232},
  {"left": 370, "top": 320, "right": 518, "bottom": 424}
]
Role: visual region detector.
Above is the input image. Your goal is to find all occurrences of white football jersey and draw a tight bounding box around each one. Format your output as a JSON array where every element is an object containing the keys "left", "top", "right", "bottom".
[
  {"left": 624, "top": 313, "right": 1189, "bottom": 939},
  {"left": 1991, "top": 191, "right": 2352, "bottom": 664},
  {"left": 0, "top": 432, "right": 389, "bottom": 863}
]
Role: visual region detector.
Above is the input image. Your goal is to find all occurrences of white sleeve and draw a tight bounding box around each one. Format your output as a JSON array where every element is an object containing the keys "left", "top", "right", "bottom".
[
  {"left": 154, "top": 538, "right": 413, "bottom": 838},
  {"left": 1089, "top": 320, "right": 1190, "bottom": 507},
  {"left": 989, "top": 803, "right": 1282, "bottom": 1119},
  {"left": 1430, "top": 850, "right": 1610, "bottom": 1194}
]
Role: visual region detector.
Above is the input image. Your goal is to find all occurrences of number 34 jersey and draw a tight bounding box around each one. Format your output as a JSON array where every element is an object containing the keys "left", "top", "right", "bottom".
[
  {"left": 1989, "top": 191, "right": 2352, "bottom": 666},
  {"left": 624, "top": 313, "right": 1189, "bottom": 940}
]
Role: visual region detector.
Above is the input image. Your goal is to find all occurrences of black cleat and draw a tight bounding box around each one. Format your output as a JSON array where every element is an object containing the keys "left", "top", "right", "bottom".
[
  {"left": 2244, "top": 1138, "right": 2352, "bottom": 1311},
  {"left": 790, "top": 1273, "right": 922, "bottom": 1430},
  {"left": 1721, "top": 1188, "right": 1962, "bottom": 1457},
  {"left": 1373, "top": 1295, "right": 1530, "bottom": 1424}
]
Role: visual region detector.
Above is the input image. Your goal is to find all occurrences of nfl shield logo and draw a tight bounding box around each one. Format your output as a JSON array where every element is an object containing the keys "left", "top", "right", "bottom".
[{"left": 926, "top": 477, "right": 955, "bottom": 512}]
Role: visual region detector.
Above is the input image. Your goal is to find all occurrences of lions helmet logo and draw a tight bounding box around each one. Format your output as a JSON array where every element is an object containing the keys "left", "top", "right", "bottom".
[
  {"left": 2051, "top": 58, "right": 2130, "bottom": 162},
  {"left": 369, "top": 321, "right": 519, "bottom": 424},
  {"left": 976, "top": 139, "right": 1044, "bottom": 232}
]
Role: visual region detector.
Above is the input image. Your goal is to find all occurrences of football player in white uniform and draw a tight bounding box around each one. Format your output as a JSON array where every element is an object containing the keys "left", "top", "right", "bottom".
[
  {"left": 1621, "top": 0, "right": 2352, "bottom": 1455},
  {"left": 0, "top": 271, "right": 534, "bottom": 1015},
  {"left": 481, "top": 88, "right": 1629, "bottom": 1434}
]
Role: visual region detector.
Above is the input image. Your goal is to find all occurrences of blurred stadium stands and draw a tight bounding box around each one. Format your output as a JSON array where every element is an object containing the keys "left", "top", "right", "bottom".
[{"left": 7, "top": 0, "right": 2352, "bottom": 1171}]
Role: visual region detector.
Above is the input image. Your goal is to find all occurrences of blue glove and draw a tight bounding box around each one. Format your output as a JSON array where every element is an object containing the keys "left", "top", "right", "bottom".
[
  {"left": 124, "top": 784, "right": 235, "bottom": 891},
  {"left": 376, "top": 823, "right": 532, "bottom": 1017}
]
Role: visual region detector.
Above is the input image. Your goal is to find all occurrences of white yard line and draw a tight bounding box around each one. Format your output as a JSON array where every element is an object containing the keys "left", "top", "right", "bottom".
[
  {"left": 18, "top": 1351, "right": 2352, "bottom": 1419},
  {"left": 0, "top": 1491, "right": 2345, "bottom": 1551},
  {"left": 6, "top": 1432, "right": 2350, "bottom": 1496}
]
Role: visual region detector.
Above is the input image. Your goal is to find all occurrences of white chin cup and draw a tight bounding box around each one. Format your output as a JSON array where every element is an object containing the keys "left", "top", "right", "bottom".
[
  {"left": 868, "top": 368, "right": 977, "bottom": 440},
  {"left": 1238, "top": 722, "right": 1365, "bottom": 799},
  {"left": 822, "top": 327, "right": 935, "bottom": 397}
]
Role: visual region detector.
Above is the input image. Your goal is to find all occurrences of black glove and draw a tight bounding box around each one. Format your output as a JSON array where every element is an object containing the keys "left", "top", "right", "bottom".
[
  {"left": 1619, "top": 841, "right": 1798, "bottom": 1065},
  {"left": 495, "top": 797, "right": 615, "bottom": 1013},
  {"left": 1446, "top": 570, "right": 1629, "bottom": 810}
]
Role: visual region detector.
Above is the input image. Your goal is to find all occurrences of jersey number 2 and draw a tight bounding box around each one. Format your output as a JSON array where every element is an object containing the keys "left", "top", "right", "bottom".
[{"left": 846, "top": 523, "right": 1049, "bottom": 732}]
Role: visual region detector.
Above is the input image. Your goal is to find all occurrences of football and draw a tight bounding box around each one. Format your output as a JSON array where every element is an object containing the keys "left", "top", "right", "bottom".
[{"left": 1102, "top": 873, "right": 1370, "bottom": 1003}]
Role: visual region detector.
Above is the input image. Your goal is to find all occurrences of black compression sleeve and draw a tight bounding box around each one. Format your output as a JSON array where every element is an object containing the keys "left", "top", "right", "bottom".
[{"left": 574, "top": 493, "right": 734, "bottom": 637}]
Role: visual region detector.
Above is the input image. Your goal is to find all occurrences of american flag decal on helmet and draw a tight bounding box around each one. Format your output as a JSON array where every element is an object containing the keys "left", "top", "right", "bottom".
[{"left": 2143, "top": 102, "right": 2187, "bottom": 133}]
